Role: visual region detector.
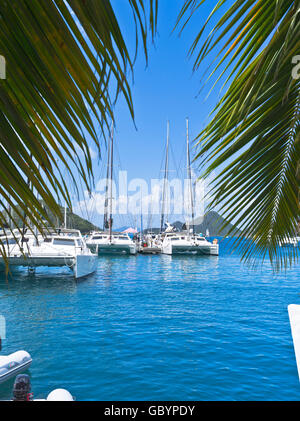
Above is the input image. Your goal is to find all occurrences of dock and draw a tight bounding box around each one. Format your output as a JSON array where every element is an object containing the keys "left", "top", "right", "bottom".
[{"left": 138, "top": 247, "right": 161, "bottom": 255}]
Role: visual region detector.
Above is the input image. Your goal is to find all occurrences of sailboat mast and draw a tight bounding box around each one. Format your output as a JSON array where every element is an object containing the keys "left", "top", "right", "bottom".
[
  {"left": 140, "top": 190, "right": 143, "bottom": 243},
  {"left": 160, "top": 121, "right": 169, "bottom": 232},
  {"left": 64, "top": 201, "right": 67, "bottom": 229},
  {"left": 109, "top": 122, "right": 114, "bottom": 241},
  {"left": 7, "top": 194, "right": 11, "bottom": 230},
  {"left": 21, "top": 154, "right": 33, "bottom": 245},
  {"left": 186, "top": 118, "right": 195, "bottom": 235},
  {"left": 103, "top": 126, "right": 111, "bottom": 231}
]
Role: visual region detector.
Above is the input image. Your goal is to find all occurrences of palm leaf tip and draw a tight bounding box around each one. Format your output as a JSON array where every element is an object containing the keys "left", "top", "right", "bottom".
[
  {"left": 0, "top": 0, "right": 157, "bottom": 266},
  {"left": 178, "top": 0, "right": 300, "bottom": 267}
]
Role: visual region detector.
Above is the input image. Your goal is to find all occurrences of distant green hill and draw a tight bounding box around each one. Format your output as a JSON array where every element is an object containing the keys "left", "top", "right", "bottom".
[
  {"left": 144, "top": 211, "right": 241, "bottom": 237},
  {"left": 2, "top": 205, "right": 240, "bottom": 237},
  {"left": 1, "top": 203, "right": 99, "bottom": 234},
  {"left": 60, "top": 207, "right": 99, "bottom": 234}
]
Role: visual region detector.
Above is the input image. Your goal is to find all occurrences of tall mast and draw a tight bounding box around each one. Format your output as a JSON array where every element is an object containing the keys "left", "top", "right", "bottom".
[
  {"left": 160, "top": 121, "right": 169, "bottom": 232},
  {"left": 64, "top": 201, "right": 67, "bottom": 229},
  {"left": 7, "top": 194, "right": 11, "bottom": 230},
  {"left": 21, "top": 154, "right": 32, "bottom": 245},
  {"left": 103, "top": 125, "right": 111, "bottom": 231},
  {"left": 34, "top": 164, "right": 40, "bottom": 245},
  {"left": 109, "top": 122, "right": 114, "bottom": 242},
  {"left": 140, "top": 190, "right": 143, "bottom": 243},
  {"left": 186, "top": 118, "right": 195, "bottom": 235}
]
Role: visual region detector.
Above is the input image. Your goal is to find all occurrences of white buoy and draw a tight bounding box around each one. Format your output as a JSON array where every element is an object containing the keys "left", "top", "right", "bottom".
[
  {"left": 47, "top": 389, "right": 74, "bottom": 401},
  {"left": 288, "top": 304, "right": 300, "bottom": 380}
]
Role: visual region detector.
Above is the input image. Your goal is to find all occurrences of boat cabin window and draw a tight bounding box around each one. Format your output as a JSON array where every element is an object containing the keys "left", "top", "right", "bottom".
[
  {"left": 118, "top": 236, "right": 128, "bottom": 240},
  {"left": 92, "top": 236, "right": 103, "bottom": 240},
  {"left": 53, "top": 238, "right": 75, "bottom": 246},
  {"left": 171, "top": 237, "right": 179, "bottom": 241},
  {"left": 76, "top": 239, "right": 83, "bottom": 247}
]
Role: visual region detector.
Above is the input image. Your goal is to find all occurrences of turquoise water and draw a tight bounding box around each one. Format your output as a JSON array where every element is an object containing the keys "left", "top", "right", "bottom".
[{"left": 0, "top": 239, "right": 299, "bottom": 401}]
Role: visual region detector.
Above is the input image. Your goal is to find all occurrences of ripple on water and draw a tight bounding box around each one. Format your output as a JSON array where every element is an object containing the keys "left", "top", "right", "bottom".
[{"left": 0, "top": 246, "right": 299, "bottom": 400}]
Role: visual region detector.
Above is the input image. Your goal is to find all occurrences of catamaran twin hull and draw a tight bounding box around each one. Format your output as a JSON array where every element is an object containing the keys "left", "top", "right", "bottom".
[
  {"left": 162, "top": 244, "right": 219, "bottom": 256},
  {"left": 0, "top": 254, "right": 98, "bottom": 279}
]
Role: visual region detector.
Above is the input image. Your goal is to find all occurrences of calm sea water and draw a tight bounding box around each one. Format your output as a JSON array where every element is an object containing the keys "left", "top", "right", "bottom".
[{"left": 0, "top": 239, "right": 299, "bottom": 401}]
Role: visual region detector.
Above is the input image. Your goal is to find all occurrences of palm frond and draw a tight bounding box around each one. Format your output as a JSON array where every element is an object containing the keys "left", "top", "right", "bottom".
[
  {"left": 0, "top": 0, "right": 157, "bottom": 246},
  {"left": 178, "top": 0, "right": 300, "bottom": 267}
]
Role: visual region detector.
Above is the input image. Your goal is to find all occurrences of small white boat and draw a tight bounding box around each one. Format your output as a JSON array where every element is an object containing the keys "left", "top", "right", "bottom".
[
  {"left": 0, "top": 351, "right": 32, "bottom": 383},
  {"left": 279, "top": 237, "right": 299, "bottom": 248},
  {"left": 288, "top": 304, "right": 300, "bottom": 381},
  {"left": 160, "top": 232, "right": 219, "bottom": 256},
  {"left": 0, "top": 229, "right": 97, "bottom": 279},
  {"left": 86, "top": 231, "right": 137, "bottom": 255}
]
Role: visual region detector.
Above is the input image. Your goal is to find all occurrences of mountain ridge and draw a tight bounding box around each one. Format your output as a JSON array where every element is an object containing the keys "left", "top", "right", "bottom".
[{"left": 140, "top": 211, "right": 241, "bottom": 236}]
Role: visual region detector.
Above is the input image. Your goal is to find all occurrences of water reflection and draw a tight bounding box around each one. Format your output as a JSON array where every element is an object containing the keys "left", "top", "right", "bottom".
[{"left": 0, "top": 250, "right": 298, "bottom": 401}]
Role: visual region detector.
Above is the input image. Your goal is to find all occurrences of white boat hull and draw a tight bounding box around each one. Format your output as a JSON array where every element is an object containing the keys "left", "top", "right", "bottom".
[
  {"left": 0, "top": 229, "right": 98, "bottom": 279},
  {"left": 279, "top": 238, "right": 299, "bottom": 247},
  {"left": 288, "top": 304, "right": 300, "bottom": 380},
  {"left": 88, "top": 242, "right": 137, "bottom": 255},
  {"left": 0, "top": 255, "right": 74, "bottom": 268},
  {"left": 0, "top": 351, "right": 32, "bottom": 384},
  {"left": 162, "top": 243, "right": 219, "bottom": 256},
  {"left": 74, "top": 254, "right": 98, "bottom": 279}
]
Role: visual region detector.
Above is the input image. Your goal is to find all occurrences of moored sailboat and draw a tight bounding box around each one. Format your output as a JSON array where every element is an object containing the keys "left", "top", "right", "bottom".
[
  {"left": 86, "top": 124, "right": 137, "bottom": 255},
  {"left": 87, "top": 231, "right": 137, "bottom": 255},
  {"left": 160, "top": 119, "right": 219, "bottom": 256},
  {"left": 0, "top": 228, "right": 98, "bottom": 279},
  {"left": 160, "top": 232, "right": 219, "bottom": 255}
]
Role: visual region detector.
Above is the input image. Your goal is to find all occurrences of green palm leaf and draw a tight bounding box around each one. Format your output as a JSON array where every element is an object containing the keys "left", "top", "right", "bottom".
[
  {"left": 177, "top": 0, "right": 300, "bottom": 267},
  {"left": 0, "top": 0, "right": 157, "bottom": 260}
]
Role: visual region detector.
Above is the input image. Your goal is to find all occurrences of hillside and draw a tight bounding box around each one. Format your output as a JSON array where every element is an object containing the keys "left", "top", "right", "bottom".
[
  {"left": 2, "top": 205, "right": 240, "bottom": 237},
  {"left": 61, "top": 208, "right": 99, "bottom": 234},
  {"left": 144, "top": 211, "right": 241, "bottom": 237},
  {"left": 1, "top": 204, "right": 99, "bottom": 235}
]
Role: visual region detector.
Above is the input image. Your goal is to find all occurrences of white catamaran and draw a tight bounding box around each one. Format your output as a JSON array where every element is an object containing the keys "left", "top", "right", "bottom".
[
  {"left": 87, "top": 231, "right": 137, "bottom": 255},
  {"left": 0, "top": 228, "right": 98, "bottom": 279},
  {"left": 160, "top": 232, "right": 219, "bottom": 256},
  {"left": 160, "top": 119, "right": 219, "bottom": 256}
]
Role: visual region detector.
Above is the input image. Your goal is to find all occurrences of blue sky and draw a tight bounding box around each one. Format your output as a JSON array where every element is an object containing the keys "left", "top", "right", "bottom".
[
  {"left": 110, "top": 0, "right": 222, "bottom": 179},
  {"left": 72, "top": 0, "right": 234, "bottom": 229}
]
